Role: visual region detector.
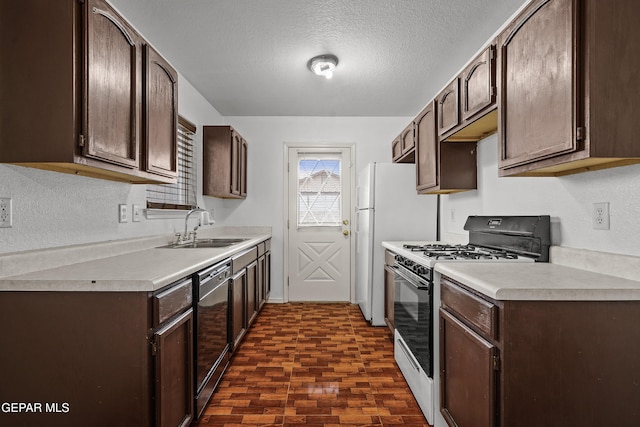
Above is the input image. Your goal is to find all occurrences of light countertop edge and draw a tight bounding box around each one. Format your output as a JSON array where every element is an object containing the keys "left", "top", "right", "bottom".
[
  {"left": 435, "top": 263, "right": 640, "bottom": 301},
  {"left": 0, "top": 233, "right": 271, "bottom": 293},
  {"left": 382, "top": 241, "right": 640, "bottom": 301}
]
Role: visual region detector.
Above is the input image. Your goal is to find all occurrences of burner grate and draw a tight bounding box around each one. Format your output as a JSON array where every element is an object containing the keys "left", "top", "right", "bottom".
[{"left": 403, "top": 243, "right": 524, "bottom": 260}]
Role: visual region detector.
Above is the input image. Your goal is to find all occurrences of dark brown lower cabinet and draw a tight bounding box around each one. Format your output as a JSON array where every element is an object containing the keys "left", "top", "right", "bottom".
[
  {"left": 440, "top": 308, "right": 496, "bottom": 427},
  {"left": 154, "top": 309, "right": 194, "bottom": 427},
  {"left": 384, "top": 266, "right": 395, "bottom": 334},
  {"left": 231, "top": 269, "right": 247, "bottom": 351},
  {"left": 264, "top": 251, "right": 271, "bottom": 300},
  {"left": 257, "top": 240, "right": 271, "bottom": 310},
  {"left": 0, "top": 282, "right": 194, "bottom": 427},
  {"left": 258, "top": 254, "right": 266, "bottom": 310},
  {"left": 246, "top": 260, "right": 258, "bottom": 327},
  {"left": 440, "top": 275, "right": 640, "bottom": 427}
]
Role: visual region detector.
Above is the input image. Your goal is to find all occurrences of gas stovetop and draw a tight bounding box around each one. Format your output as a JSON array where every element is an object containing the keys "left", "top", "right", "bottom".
[
  {"left": 397, "top": 215, "right": 551, "bottom": 271},
  {"left": 403, "top": 243, "right": 522, "bottom": 261}
]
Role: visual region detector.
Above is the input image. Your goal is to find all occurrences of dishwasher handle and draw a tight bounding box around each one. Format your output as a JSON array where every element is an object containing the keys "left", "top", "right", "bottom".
[{"left": 198, "top": 264, "right": 230, "bottom": 300}]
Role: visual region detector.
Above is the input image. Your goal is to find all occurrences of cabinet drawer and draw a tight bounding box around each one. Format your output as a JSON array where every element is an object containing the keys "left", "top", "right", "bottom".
[
  {"left": 232, "top": 246, "right": 258, "bottom": 274},
  {"left": 385, "top": 250, "right": 396, "bottom": 266},
  {"left": 153, "top": 277, "right": 193, "bottom": 326},
  {"left": 257, "top": 239, "right": 270, "bottom": 257},
  {"left": 441, "top": 277, "right": 497, "bottom": 339}
]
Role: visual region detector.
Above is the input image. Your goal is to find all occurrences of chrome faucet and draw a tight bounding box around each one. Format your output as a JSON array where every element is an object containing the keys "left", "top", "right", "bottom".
[{"left": 176, "top": 207, "right": 207, "bottom": 244}]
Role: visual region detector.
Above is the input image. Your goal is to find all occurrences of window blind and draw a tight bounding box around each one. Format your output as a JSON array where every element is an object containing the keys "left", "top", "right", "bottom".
[{"left": 146, "top": 116, "right": 197, "bottom": 210}]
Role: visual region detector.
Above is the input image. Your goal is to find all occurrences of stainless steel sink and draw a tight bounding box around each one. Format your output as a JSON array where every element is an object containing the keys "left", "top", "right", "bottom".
[{"left": 161, "top": 238, "right": 248, "bottom": 249}]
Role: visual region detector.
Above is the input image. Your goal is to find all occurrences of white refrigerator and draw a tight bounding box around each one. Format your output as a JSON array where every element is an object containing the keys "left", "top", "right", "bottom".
[{"left": 355, "top": 162, "right": 438, "bottom": 326}]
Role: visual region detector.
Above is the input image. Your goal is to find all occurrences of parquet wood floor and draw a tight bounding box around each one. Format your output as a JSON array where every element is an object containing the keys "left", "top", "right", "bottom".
[{"left": 192, "top": 303, "right": 431, "bottom": 427}]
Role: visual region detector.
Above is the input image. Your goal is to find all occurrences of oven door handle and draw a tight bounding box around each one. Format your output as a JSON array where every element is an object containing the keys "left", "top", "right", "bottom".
[
  {"left": 397, "top": 335, "right": 421, "bottom": 372},
  {"left": 394, "top": 265, "right": 430, "bottom": 290}
]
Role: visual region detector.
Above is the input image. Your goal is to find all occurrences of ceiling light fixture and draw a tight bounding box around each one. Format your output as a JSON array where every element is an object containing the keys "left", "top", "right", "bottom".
[{"left": 307, "top": 54, "right": 339, "bottom": 79}]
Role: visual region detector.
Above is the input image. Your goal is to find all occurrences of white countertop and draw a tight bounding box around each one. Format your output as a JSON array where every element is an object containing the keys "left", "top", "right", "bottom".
[
  {"left": 435, "top": 263, "right": 640, "bottom": 301},
  {"left": 382, "top": 241, "right": 640, "bottom": 301},
  {"left": 0, "top": 228, "right": 271, "bottom": 293}
]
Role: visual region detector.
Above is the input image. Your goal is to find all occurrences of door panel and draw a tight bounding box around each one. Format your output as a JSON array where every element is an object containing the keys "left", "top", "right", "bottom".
[
  {"left": 415, "top": 102, "right": 438, "bottom": 192},
  {"left": 85, "top": 0, "right": 139, "bottom": 168},
  {"left": 143, "top": 44, "right": 177, "bottom": 178},
  {"left": 287, "top": 147, "right": 352, "bottom": 301},
  {"left": 440, "top": 308, "right": 497, "bottom": 427},
  {"left": 499, "top": 0, "right": 577, "bottom": 168}
]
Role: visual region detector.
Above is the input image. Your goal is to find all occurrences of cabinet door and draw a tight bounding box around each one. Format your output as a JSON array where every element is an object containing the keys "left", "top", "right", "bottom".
[
  {"left": 246, "top": 261, "right": 258, "bottom": 327},
  {"left": 240, "top": 138, "right": 248, "bottom": 198},
  {"left": 257, "top": 255, "right": 266, "bottom": 310},
  {"left": 154, "top": 309, "right": 194, "bottom": 427},
  {"left": 437, "top": 78, "right": 460, "bottom": 136},
  {"left": 231, "top": 269, "right": 246, "bottom": 350},
  {"left": 230, "top": 132, "right": 241, "bottom": 196},
  {"left": 384, "top": 265, "right": 395, "bottom": 334},
  {"left": 498, "top": 0, "right": 578, "bottom": 169},
  {"left": 265, "top": 252, "right": 271, "bottom": 299},
  {"left": 415, "top": 102, "right": 438, "bottom": 192},
  {"left": 401, "top": 124, "right": 415, "bottom": 155},
  {"left": 85, "top": 0, "right": 140, "bottom": 168},
  {"left": 462, "top": 45, "right": 496, "bottom": 121},
  {"left": 143, "top": 44, "right": 178, "bottom": 179},
  {"left": 440, "top": 308, "right": 497, "bottom": 427},
  {"left": 391, "top": 137, "right": 403, "bottom": 162}
]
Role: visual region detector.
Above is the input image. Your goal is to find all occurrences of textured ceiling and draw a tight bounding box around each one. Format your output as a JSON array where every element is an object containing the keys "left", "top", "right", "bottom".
[{"left": 109, "top": 0, "right": 528, "bottom": 117}]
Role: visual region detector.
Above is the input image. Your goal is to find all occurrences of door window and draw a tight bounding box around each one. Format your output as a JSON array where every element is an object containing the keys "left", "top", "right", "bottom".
[{"left": 297, "top": 155, "right": 342, "bottom": 227}]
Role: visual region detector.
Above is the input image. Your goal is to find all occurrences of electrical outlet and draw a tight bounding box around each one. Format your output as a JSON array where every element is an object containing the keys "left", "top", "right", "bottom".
[
  {"left": 0, "top": 198, "right": 12, "bottom": 228},
  {"left": 132, "top": 204, "right": 142, "bottom": 222},
  {"left": 118, "top": 204, "right": 128, "bottom": 223},
  {"left": 592, "top": 202, "right": 610, "bottom": 230}
]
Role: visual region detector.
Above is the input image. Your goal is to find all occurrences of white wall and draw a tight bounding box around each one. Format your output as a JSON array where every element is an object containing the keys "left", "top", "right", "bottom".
[
  {"left": 442, "top": 133, "right": 640, "bottom": 257},
  {"left": 220, "top": 116, "right": 412, "bottom": 301},
  {"left": 0, "top": 74, "right": 226, "bottom": 254}
]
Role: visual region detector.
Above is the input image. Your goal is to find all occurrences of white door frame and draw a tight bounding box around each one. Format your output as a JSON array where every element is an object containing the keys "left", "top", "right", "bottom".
[{"left": 282, "top": 142, "right": 356, "bottom": 303}]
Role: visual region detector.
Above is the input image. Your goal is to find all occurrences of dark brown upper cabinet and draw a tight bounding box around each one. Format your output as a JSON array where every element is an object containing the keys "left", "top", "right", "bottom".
[
  {"left": 391, "top": 123, "right": 416, "bottom": 163},
  {"left": 438, "top": 45, "right": 498, "bottom": 143},
  {"left": 391, "top": 136, "right": 403, "bottom": 161},
  {"left": 498, "top": 0, "right": 640, "bottom": 177},
  {"left": 0, "top": 0, "right": 177, "bottom": 184},
  {"left": 203, "top": 126, "right": 248, "bottom": 199},
  {"left": 84, "top": 2, "right": 140, "bottom": 170},
  {"left": 143, "top": 44, "right": 178, "bottom": 179},
  {"left": 415, "top": 102, "right": 477, "bottom": 194},
  {"left": 437, "top": 79, "right": 461, "bottom": 137}
]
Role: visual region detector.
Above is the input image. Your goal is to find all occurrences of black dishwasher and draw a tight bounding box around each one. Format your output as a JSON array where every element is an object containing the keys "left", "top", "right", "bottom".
[{"left": 193, "top": 261, "right": 230, "bottom": 418}]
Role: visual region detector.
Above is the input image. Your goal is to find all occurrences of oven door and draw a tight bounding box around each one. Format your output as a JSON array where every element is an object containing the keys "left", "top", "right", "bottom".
[{"left": 393, "top": 265, "right": 433, "bottom": 377}]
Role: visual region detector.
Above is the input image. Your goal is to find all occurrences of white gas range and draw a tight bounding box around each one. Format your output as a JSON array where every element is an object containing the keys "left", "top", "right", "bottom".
[{"left": 382, "top": 215, "right": 551, "bottom": 426}]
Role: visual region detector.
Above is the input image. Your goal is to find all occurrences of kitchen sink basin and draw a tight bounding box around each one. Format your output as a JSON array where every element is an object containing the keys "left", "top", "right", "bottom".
[{"left": 161, "top": 238, "right": 248, "bottom": 249}]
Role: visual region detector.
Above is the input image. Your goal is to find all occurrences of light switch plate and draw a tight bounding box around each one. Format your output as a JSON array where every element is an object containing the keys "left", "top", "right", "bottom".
[{"left": 132, "top": 204, "right": 142, "bottom": 222}]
